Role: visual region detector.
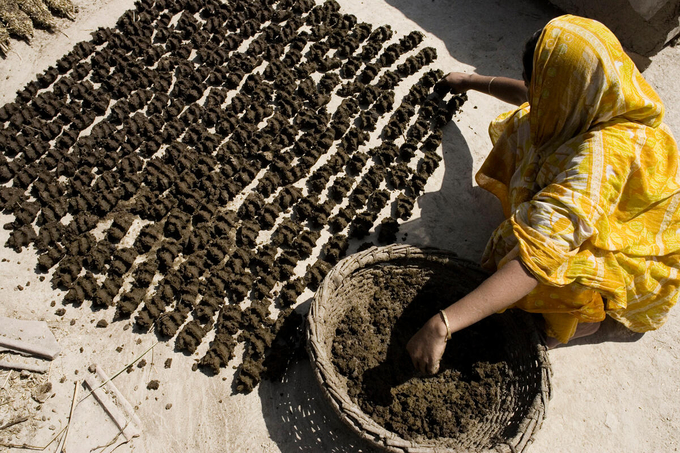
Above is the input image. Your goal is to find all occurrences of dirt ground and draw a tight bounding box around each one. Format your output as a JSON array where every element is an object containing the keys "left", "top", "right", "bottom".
[{"left": 1, "top": 0, "right": 679, "bottom": 452}]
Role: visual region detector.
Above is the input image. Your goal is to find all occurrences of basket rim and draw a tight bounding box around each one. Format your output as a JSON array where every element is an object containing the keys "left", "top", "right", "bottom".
[{"left": 306, "top": 244, "right": 552, "bottom": 453}]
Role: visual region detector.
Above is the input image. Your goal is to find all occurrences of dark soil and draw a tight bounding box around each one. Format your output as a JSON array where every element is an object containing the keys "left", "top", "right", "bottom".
[{"left": 332, "top": 268, "right": 516, "bottom": 444}]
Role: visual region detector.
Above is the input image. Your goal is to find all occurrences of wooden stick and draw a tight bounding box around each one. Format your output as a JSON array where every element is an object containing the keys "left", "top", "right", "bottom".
[
  {"left": 0, "top": 359, "right": 49, "bottom": 373},
  {"left": 83, "top": 369, "right": 141, "bottom": 441},
  {"left": 0, "top": 337, "right": 58, "bottom": 360}
]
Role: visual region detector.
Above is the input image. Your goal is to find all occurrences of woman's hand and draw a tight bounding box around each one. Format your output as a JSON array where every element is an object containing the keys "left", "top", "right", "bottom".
[
  {"left": 406, "top": 259, "right": 539, "bottom": 376},
  {"left": 406, "top": 313, "right": 449, "bottom": 375},
  {"left": 435, "top": 72, "right": 473, "bottom": 95}
]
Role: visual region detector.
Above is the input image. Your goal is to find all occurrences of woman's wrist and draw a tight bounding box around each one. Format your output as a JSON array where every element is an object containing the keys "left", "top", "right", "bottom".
[
  {"left": 460, "top": 73, "right": 477, "bottom": 92},
  {"left": 426, "top": 312, "right": 450, "bottom": 341},
  {"left": 466, "top": 74, "right": 495, "bottom": 93}
]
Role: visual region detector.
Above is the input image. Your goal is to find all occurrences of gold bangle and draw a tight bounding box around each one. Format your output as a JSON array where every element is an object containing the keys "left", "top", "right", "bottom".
[
  {"left": 487, "top": 76, "right": 497, "bottom": 95},
  {"left": 439, "top": 310, "right": 452, "bottom": 341}
]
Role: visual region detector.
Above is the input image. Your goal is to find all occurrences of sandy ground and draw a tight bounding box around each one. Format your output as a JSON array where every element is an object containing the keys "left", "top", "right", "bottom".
[{"left": 1, "top": 0, "right": 680, "bottom": 452}]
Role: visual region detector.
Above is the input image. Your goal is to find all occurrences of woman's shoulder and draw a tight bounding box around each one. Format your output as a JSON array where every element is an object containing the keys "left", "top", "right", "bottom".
[{"left": 538, "top": 123, "right": 643, "bottom": 183}]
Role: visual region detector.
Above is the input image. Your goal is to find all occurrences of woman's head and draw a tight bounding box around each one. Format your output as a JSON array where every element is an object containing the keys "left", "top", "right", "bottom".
[
  {"left": 522, "top": 28, "right": 543, "bottom": 87},
  {"left": 526, "top": 15, "right": 663, "bottom": 154}
]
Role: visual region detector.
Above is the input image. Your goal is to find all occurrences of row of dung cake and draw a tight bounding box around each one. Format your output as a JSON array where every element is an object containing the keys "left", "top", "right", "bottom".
[
  {"left": 185, "top": 69, "right": 464, "bottom": 391},
  {"left": 0, "top": 0, "right": 334, "bottom": 391},
  {"left": 0, "top": 0, "right": 432, "bottom": 310},
  {"left": 5, "top": 36, "right": 456, "bottom": 392},
  {"left": 191, "top": 75, "right": 465, "bottom": 392},
  {"left": 0, "top": 0, "right": 464, "bottom": 390},
  {"left": 0, "top": 1, "right": 426, "bottom": 221},
  {"left": 2, "top": 5, "right": 446, "bottom": 274},
  {"left": 127, "top": 60, "right": 464, "bottom": 390},
  {"left": 0, "top": 0, "right": 333, "bottom": 249},
  {"left": 148, "top": 71, "right": 459, "bottom": 390},
  {"left": 0, "top": 0, "right": 424, "bottom": 188}
]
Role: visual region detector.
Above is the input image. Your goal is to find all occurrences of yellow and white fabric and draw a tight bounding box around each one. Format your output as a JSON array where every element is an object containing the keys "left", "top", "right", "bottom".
[{"left": 476, "top": 15, "right": 680, "bottom": 343}]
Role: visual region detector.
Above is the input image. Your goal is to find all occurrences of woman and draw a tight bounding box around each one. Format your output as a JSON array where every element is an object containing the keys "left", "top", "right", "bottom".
[{"left": 408, "top": 15, "right": 680, "bottom": 374}]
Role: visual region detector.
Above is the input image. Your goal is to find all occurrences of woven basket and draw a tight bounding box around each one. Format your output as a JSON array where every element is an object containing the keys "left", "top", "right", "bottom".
[{"left": 307, "top": 244, "right": 551, "bottom": 453}]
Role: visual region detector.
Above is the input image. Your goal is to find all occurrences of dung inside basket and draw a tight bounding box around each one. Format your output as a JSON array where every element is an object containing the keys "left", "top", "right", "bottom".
[{"left": 307, "top": 245, "right": 551, "bottom": 453}]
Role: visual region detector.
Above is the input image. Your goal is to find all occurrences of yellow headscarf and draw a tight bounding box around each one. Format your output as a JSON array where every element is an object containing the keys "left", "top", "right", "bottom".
[
  {"left": 529, "top": 15, "right": 664, "bottom": 158},
  {"left": 476, "top": 15, "right": 680, "bottom": 342}
]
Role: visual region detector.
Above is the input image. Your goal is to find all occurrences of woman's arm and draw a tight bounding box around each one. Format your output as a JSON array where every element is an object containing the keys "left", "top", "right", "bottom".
[
  {"left": 437, "top": 72, "right": 528, "bottom": 106},
  {"left": 406, "top": 258, "right": 538, "bottom": 374}
]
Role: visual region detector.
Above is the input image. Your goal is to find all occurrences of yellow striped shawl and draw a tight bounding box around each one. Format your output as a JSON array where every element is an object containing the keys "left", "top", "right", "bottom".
[{"left": 476, "top": 15, "right": 680, "bottom": 342}]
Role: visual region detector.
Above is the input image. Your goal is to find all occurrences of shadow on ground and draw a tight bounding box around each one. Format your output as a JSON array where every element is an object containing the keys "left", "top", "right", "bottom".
[
  {"left": 552, "top": 316, "right": 646, "bottom": 349},
  {"left": 383, "top": 0, "right": 558, "bottom": 259},
  {"left": 399, "top": 120, "right": 504, "bottom": 259},
  {"left": 259, "top": 356, "right": 382, "bottom": 453},
  {"left": 384, "top": 0, "right": 560, "bottom": 78}
]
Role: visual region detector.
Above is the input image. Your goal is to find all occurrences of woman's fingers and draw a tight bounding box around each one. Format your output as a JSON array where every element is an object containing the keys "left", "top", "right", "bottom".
[
  {"left": 427, "top": 358, "right": 440, "bottom": 375},
  {"left": 406, "top": 336, "right": 424, "bottom": 373},
  {"left": 409, "top": 352, "right": 434, "bottom": 375},
  {"left": 409, "top": 344, "right": 442, "bottom": 375},
  {"left": 435, "top": 72, "right": 472, "bottom": 95},
  {"left": 434, "top": 79, "right": 452, "bottom": 96},
  {"left": 406, "top": 314, "right": 449, "bottom": 375}
]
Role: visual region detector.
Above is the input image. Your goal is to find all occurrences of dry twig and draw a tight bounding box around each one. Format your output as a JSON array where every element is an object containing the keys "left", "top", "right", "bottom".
[
  {"left": 55, "top": 381, "right": 79, "bottom": 453},
  {"left": 78, "top": 342, "right": 159, "bottom": 404},
  {"left": 1, "top": 370, "right": 12, "bottom": 389},
  {"left": 0, "top": 424, "right": 66, "bottom": 450},
  {"left": 0, "top": 415, "right": 28, "bottom": 430}
]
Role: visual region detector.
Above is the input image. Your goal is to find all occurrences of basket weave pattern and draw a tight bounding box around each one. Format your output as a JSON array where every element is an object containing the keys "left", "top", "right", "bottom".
[{"left": 307, "top": 244, "right": 552, "bottom": 453}]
